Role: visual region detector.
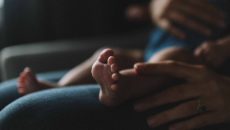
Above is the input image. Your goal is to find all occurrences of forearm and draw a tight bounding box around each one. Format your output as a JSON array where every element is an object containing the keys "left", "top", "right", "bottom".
[
  {"left": 147, "top": 47, "right": 198, "bottom": 64},
  {"left": 58, "top": 57, "right": 96, "bottom": 86},
  {"left": 144, "top": 47, "right": 198, "bottom": 88}
]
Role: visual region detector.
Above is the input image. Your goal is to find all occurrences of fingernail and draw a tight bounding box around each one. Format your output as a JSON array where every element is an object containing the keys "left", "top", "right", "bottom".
[
  {"left": 134, "top": 64, "right": 139, "bottom": 69},
  {"left": 134, "top": 64, "right": 143, "bottom": 71},
  {"left": 112, "top": 73, "right": 119, "bottom": 81},
  {"left": 134, "top": 63, "right": 143, "bottom": 68}
]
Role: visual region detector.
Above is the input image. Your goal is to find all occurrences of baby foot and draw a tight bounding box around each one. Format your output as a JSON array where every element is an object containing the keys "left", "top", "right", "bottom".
[
  {"left": 92, "top": 49, "right": 123, "bottom": 106},
  {"left": 17, "top": 67, "right": 42, "bottom": 95},
  {"left": 92, "top": 49, "right": 167, "bottom": 107}
]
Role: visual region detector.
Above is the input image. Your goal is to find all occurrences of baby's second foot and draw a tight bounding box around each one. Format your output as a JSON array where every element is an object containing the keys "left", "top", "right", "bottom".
[{"left": 17, "top": 67, "right": 43, "bottom": 95}]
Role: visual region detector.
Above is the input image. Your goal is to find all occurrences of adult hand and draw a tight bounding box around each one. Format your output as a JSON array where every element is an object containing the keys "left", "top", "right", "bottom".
[
  {"left": 151, "top": 0, "right": 226, "bottom": 39},
  {"left": 195, "top": 36, "right": 230, "bottom": 68},
  {"left": 134, "top": 61, "right": 230, "bottom": 130}
]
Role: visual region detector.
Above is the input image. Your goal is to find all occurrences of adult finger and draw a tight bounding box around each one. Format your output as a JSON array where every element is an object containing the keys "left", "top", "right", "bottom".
[
  {"left": 134, "top": 83, "right": 202, "bottom": 112},
  {"left": 147, "top": 100, "right": 204, "bottom": 128},
  {"left": 188, "top": 0, "right": 225, "bottom": 19},
  {"left": 158, "top": 19, "right": 186, "bottom": 39},
  {"left": 180, "top": 6, "right": 225, "bottom": 28},
  {"left": 174, "top": 0, "right": 226, "bottom": 28},
  {"left": 170, "top": 113, "right": 221, "bottom": 130},
  {"left": 134, "top": 61, "right": 206, "bottom": 81},
  {"left": 166, "top": 10, "right": 212, "bottom": 36}
]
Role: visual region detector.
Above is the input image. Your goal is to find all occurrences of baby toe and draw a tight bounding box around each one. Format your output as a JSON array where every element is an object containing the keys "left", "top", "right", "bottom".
[{"left": 98, "top": 49, "right": 114, "bottom": 63}]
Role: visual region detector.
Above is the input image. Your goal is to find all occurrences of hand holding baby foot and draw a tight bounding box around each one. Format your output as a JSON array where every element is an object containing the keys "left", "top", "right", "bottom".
[
  {"left": 134, "top": 62, "right": 230, "bottom": 130},
  {"left": 92, "top": 49, "right": 174, "bottom": 107}
]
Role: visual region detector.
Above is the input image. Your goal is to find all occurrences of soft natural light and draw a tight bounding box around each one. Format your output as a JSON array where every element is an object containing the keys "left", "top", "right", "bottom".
[{"left": 0, "top": 0, "right": 3, "bottom": 7}]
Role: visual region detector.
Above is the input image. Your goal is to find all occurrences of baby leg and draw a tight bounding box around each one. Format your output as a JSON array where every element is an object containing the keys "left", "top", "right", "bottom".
[
  {"left": 17, "top": 48, "right": 143, "bottom": 95},
  {"left": 18, "top": 67, "right": 57, "bottom": 95},
  {"left": 148, "top": 47, "right": 198, "bottom": 64}
]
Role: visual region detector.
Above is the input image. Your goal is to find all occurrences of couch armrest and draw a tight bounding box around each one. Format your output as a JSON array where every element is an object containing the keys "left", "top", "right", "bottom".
[{"left": 0, "top": 30, "right": 149, "bottom": 80}]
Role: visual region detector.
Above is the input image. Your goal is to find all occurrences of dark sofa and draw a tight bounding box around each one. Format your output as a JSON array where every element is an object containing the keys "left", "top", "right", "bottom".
[{"left": 0, "top": 0, "right": 151, "bottom": 81}]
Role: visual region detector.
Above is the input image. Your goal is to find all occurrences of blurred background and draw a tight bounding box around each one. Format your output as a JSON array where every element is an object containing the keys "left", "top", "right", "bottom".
[
  {"left": 0, "top": 0, "right": 151, "bottom": 81},
  {"left": 0, "top": 0, "right": 151, "bottom": 46}
]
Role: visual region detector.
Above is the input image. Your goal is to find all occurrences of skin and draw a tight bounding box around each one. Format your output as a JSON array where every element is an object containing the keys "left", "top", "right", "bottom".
[
  {"left": 91, "top": 0, "right": 228, "bottom": 106},
  {"left": 195, "top": 35, "right": 230, "bottom": 68},
  {"left": 92, "top": 49, "right": 172, "bottom": 106},
  {"left": 134, "top": 61, "right": 230, "bottom": 130},
  {"left": 92, "top": 47, "right": 198, "bottom": 107},
  {"left": 151, "top": 0, "right": 226, "bottom": 38},
  {"left": 58, "top": 48, "right": 144, "bottom": 86},
  {"left": 18, "top": 0, "right": 226, "bottom": 95},
  {"left": 127, "top": 0, "right": 226, "bottom": 38}
]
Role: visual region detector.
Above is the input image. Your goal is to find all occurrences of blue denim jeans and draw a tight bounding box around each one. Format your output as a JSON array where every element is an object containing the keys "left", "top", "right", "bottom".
[
  {"left": 0, "top": 78, "right": 230, "bottom": 130},
  {"left": 0, "top": 71, "right": 153, "bottom": 130},
  {"left": 0, "top": 83, "right": 155, "bottom": 130}
]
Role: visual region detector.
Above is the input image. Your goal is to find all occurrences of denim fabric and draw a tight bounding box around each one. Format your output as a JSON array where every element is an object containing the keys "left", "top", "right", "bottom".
[
  {"left": 0, "top": 83, "right": 230, "bottom": 130},
  {"left": 0, "top": 71, "right": 154, "bottom": 130},
  {"left": 0, "top": 79, "right": 21, "bottom": 111},
  {"left": 0, "top": 70, "right": 67, "bottom": 110},
  {"left": 0, "top": 70, "right": 230, "bottom": 130},
  {"left": 0, "top": 85, "right": 157, "bottom": 130}
]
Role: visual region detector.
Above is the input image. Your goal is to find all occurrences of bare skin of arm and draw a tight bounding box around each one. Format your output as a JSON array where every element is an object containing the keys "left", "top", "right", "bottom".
[{"left": 148, "top": 47, "right": 198, "bottom": 64}]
